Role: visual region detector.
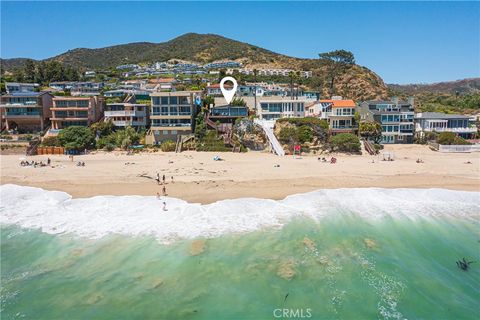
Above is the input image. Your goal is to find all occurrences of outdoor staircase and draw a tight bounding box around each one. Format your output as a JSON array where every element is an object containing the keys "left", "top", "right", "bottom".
[
  {"left": 363, "top": 139, "right": 377, "bottom": 155},
  {"left": 26, "top": 138, "right": 41, "bottom": 156},
  {"left": 175, "top": 134, "right": 195, "bottom": 153},
  {"left": 254, "top": 119, "right": 285, "bottom": 156},
  {"left": 204, "top": 114, "right": 235, "bottom": 150}
]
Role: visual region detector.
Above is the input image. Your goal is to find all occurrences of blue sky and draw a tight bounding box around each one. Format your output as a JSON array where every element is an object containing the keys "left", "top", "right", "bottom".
[{"left": 1, "top": 1, "right": 479, "bottom": 84}]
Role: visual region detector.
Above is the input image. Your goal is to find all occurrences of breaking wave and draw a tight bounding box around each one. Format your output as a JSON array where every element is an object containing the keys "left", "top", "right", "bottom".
[{"left": 1, "top": 184, "right": 479, "bottom": 243}]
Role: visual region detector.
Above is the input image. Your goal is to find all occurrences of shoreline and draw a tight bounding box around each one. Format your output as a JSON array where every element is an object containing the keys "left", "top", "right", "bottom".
[
  {"left": 2, "top": 175, "right": 479, "bottom": 204},
  {"left": 1, "top": 145, "right": 479, "bottom": 204}
]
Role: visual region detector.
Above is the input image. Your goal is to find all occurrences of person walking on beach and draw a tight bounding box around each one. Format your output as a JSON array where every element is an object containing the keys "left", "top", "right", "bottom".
[
  {"left": 162, "top": 174, "right": 166, "bottom": 184},
  {"left": 156, "top": 173, "right": 160, "bottom": 185},
  {"left": 156, "top": 192, "right": 160, "bottom": 200},
  {"left": 47, "top": 158, "right": 51, "bottom": 165},
  {"left": 162, "top": 202, "right": 168, "bottom": 211},
  {"left": 162, "top": 185, "right": 167, "bottom": 196},
  {"left": 171, "top": 176, "right": 174, "bottom": 184}
]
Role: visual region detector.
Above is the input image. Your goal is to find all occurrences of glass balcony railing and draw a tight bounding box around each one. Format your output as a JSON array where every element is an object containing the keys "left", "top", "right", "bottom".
[{"left": 6, "top": 112, "right": 40, "bottom": 116}]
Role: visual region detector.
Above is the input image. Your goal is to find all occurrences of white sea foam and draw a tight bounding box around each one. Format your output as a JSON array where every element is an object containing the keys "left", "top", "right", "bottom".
[{"left": 1, "top": 184, "right": 479, "bottom": 243}]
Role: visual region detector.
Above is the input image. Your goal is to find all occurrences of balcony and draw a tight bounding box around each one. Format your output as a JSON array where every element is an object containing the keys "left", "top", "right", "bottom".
[
  {"left": 105, "top": 110, "right": 146, "bottom": 117},
  {"left": 331, "top": 125, "right": 358, "bottom": 130},
  {"left": 51, "top": 107, "right": 89, "bottom": 111},
  {"left": 421, "top": 127, "right": 477, "bottom": 133},
  {"left": 112, "top": 120, "right": 146, "bottom": 127}
]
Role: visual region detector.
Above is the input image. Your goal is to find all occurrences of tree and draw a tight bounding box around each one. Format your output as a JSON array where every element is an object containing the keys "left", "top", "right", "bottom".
[
  {"left": 41, "top": 136, "right": 61, "bottom": 147},
  {"left": 231, "top": 97, "right": 246, "bottom": 106},
  {"left": 319, "top": 50, "right": 355, "bottom": 96},
  {"left": 23, "top": 59, "right": 37, "bottom": 83},
  {"left": 203, "top": 95, "right": 215, "bottom": 109},
  {"left": 115, "top": 126, "right": 142, "bottom": 149},
  {"left": 359, "top": 121, "right": 382, "bottom": 144},
  {"left": 58, "top": 126, "right": 96, "bottom": 151},
  {"left": 91, "top": 120, "right": 114, "bottom": 138},
  {"left": 329, "top": 133, "right": 361, "bottom": 153}
]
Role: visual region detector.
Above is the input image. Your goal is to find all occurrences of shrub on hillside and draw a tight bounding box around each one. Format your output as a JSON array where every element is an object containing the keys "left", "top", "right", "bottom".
[
  {"left": 277, "top": 117, "right": 329, "bottom": 130},
  {"left": 297, "top": 125, "right": 313, "bottom": 144},
  {"left": 196, "top": 131, "right": 231, "bottom": 152},
  {"left": 41, "top": 136, "right": 61, "bottom": 147},
  {"left": 278, "top": 127, "right": 298, "bottom": 145},
  {"left": 329, "top": 133, "right": 361, "bottom": 153},
  {"left": 160, "top": 140, "right": 176, "bottom": 152},
  {"left": 437, "top": 132, "right": 471, "bottom": 145}
]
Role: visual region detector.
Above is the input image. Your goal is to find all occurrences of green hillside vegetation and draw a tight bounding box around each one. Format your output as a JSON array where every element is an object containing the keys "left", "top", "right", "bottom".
[
  {"left": 1, "top": 33, "right": 389, "bottom": 101},
  {"left": 388, "top": 87, "right": 480, "bottom": 114}
]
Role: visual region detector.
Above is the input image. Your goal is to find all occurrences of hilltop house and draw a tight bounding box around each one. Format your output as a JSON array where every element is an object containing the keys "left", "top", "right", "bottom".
[
  {"left": 146, "top": 91, "right": 201, "bottom": 144},
  {"left": 415, "top": 112, "right": 477, "bottom": 139},
  {"left": 0, "top": 92, "right": 53, "bottom": 132},
  {"left": 5, "top": 82, "right": 39, "bottom": 94},
  {"left": 359, "top": 97, "right": 415, "bottom": 144}
]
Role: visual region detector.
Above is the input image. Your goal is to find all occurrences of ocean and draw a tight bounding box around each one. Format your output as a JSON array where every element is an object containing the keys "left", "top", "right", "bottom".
[{"left": 1, "top": 184, "right": 479, "bottom": 319}]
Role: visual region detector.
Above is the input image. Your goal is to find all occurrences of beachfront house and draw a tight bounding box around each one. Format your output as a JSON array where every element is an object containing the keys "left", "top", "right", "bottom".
[
  {"left": 208, "top": 105, "right": 249, "bottom": 124},
  {"left": 146, "top": 91, "right": 201, "bottom": 144},
  {"left": 5, "top": 82, "right": 39, "bottom": 94},
  {"left": 307, "top": 99, "right": 357, "bottom": 135},
  {"left": 328, "top": 99, "right": 357, "bottom": 135},
  {"left": 359, "top": 97, "right": 415, "bottom": 144},
  {"left": 104, "top": 102, "right": 148, "bottom": 129},
  {"left": 50, "top": 96, "right": 104, "bottom": 130},
  {"left": 414, "top": 112, "right": 477, "bottom": 139},
  {"left": 0, "top": 92, "right": 53, "bottom": 132},
  {"left": 257, "top": 98, "right": 310, "bottom": 121}
]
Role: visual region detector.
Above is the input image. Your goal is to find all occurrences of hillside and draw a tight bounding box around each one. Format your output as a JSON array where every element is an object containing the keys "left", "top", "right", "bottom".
[
  {"left": 48, "top": 33, "right": 299, "bottom": 70},
  {"left": 1, "top": 33, "right": 389, "bottom": 100},
  {"left": 388, "top": 78, "right": 480, "bottom": 95}
]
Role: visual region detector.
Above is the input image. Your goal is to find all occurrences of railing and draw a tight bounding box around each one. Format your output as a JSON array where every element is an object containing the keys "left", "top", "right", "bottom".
[
  {"left": 254, "top": 119, "right": 285, "bottom": 156},
  {"left": 151, "top": 123, "right": 191, "bottom": 127},
  {"left": 6, "top": 112, "right": 41, "bottom": 116},
  {"left": 151, "top": 112, "right": 191, "bottom": 116},
  {"left": 438, "top": 144, "right": 480, "bottom": 153},
  {"left": 105, "top": 110, "right": 145, "bottom": 117},
  {"left": 421, "top": 127, "right": 477, "bottom": 133},
  {"left": 331, "top": 125, "right": 358, "bottom": 129}
]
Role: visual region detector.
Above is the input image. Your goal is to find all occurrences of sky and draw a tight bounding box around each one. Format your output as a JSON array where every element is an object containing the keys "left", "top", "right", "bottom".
[{"left": 1, "top": 1, "right": 479, "bottom": 84}]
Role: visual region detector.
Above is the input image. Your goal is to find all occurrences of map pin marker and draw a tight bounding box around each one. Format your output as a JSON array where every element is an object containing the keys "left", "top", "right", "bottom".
[{"left": 220, "top": 76, "right": 238, "bottom": 105}]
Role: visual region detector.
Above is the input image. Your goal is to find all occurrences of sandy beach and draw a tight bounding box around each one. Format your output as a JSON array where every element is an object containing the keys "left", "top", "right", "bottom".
[{"left": 1, "top": 144, "right": 479, "bottom": 203}]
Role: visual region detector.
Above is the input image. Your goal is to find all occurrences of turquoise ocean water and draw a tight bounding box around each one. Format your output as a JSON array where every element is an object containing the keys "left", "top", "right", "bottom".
[{"left": 1, "top": 185, "right": 479, "bottom": 319}]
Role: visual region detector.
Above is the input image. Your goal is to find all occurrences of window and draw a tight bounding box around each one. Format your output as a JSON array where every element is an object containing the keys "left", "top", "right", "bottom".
[
  {"left": 161, "top": 97, "right": 169, "bottom": 105},
  {"left": 170, "top": 97, "right": 178, "bottom": 104},
  {"left": 179, "top": 96, "right": 189, "bottom": 104}
]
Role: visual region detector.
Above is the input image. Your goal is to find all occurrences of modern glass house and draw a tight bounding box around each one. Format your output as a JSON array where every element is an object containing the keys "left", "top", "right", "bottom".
[
  {"left": 415, "top": 112, "right": 476, "bottom": 139},
  {"left": 146, "top": 91, "right": 201, "bottom": 143},
  {"left": 359, "top": 98, "right": 415, "bottom": 144}
]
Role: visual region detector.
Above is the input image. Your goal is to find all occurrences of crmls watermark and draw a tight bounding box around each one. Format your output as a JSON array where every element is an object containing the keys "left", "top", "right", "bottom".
[{"left": 273, "top": 308, "right": 312, "bottom": 318}]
